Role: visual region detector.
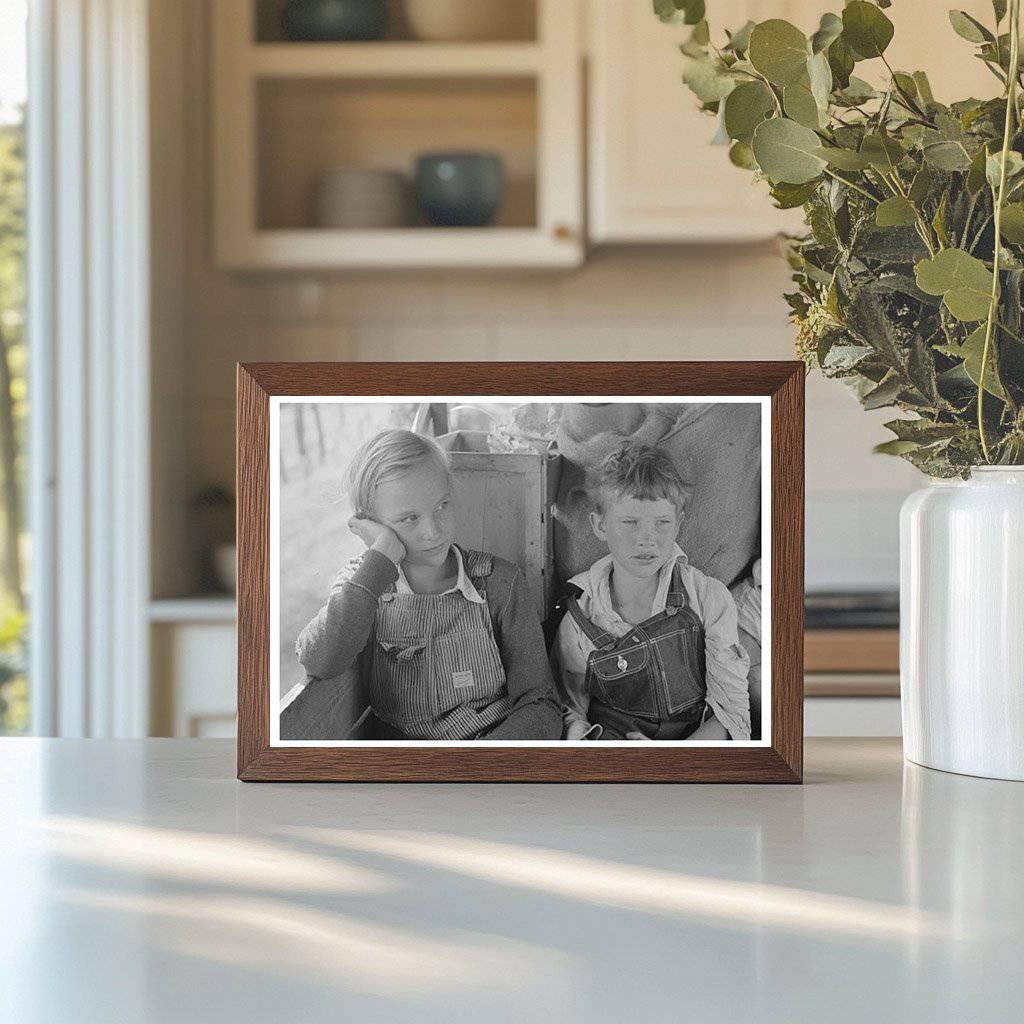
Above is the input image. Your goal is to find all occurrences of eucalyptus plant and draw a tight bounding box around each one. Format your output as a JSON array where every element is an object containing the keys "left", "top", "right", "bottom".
[{"left": 658, "top": 0, "right": 1024, "bottom": 475}]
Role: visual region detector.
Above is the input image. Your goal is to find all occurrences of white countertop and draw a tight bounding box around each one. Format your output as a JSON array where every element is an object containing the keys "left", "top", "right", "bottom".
[{"left": 2, "top": 738, "right": 1022, "bottom": 1023}]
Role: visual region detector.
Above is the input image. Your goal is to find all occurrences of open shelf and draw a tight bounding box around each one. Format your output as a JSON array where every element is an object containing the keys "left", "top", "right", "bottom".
[
  {"left": 249, "top": 42, "right": 544, "bottom": 78},
  {"left": 257, "top": 76, "right": 537, "bottom": 232},
  {"left": 213, "top": 0, "right": 581, "bottom": 268},
  {"left": 254, "top": 0, "right": 538, "bottom": 45},
  {"left": 220, "top": 227, "right": 578, "bottom": 269}
]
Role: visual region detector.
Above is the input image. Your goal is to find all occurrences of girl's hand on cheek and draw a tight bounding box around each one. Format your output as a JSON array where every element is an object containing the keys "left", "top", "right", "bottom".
[{"left": 347, "top": 515, "right": 406, "bottom": 564}]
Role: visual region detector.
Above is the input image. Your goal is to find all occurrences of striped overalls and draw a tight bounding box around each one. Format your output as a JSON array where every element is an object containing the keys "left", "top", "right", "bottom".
[
  {"left": 368, "top": 549, "right": 512, "bottom": 740},
  {"left": 566, "top": 562, "right": 708, "bottom": 740}
]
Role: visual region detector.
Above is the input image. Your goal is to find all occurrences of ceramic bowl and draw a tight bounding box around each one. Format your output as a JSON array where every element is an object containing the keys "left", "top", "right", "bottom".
[
  {"left": 403, "top": 0, "right": 533, "bottom": 41},
  {"left": 314, "top": 167, "right": 409, "bottom": 228},
  {"left": 414, "top": 152, "right": 504, "bottom": 227},
  {"left": 280, "top": 0, "right": 388, "bottom": 42}
]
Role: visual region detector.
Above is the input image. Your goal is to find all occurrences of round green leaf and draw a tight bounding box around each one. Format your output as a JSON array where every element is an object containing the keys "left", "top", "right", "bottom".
[
  {"left": 986, "top": 150, "right": 1024, "bottom": 190},
  {"left": 783, "top": 83, "right": 821, "bottom": 129},
  {"left": 912, "top": 71, "right": 934, "bottom": 103},
  {"left": 860, "top": 133, "right": 905, "bottom": 172},
  {"left": 948, "top": 10, "right": 993, "bottom": 44},
  {"left": 837, "top": 75, "right": 876, "bottom": 104},
  {"left": 748, "top": 19, "right": 809, "bottom": 86},
  {"left": 923, "top": 141, "right": 972, "bottom": 171},
  {"left": 828, "top": 35, "right": 855, "bottom": 88},
  {"left": 654, "top": 0, "right": 705, "bottom": 25},
  {"left": 811, "top": 12, "right": 843, "bottom": 54},
  {"left": 723, "top": 81, "right": 775, "bottom": 143},
  {"left": 914, "top": 249, "right": 994, "bottom": 322},
  {"left": 807, "top": 51, "right": 833, "bottom": 109},
  {"left": 814, "top": 146, "right": 872, "bottom": 170},
  {"left": 681, "top": 55, "right": 736, "bottom": 103},
  {"left": 999, "top": 202, "right": 1024, "bottom": 243},
  {"left": 967, "top": 143, "right": 994, "bottom": 194},
  {"left": 770, "top": 179, "right": 821, "bottom": 209},
  {"left": 729, "top": 140, "right": 758, "bottom": 170},
  {"left": 752, "top": 117, "right": 827, "bottom": 184},
  {"left": 874, "top": 439, "right": 921, "bottom": 456},
  {"left": 842, "top": 1, "right": 894, "bottom": 59},
  {"left": 724, "top": 20, "right": 755, "bottom": 53},
  {"left": 875, "top": 196, "right": 918, "bottom": 228},
  {"left": 959, "top": 325, "right": 1006, "bottom": 398}
]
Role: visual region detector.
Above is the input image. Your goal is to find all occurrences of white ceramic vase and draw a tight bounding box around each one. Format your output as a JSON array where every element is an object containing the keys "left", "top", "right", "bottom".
[{"left": 900, "top": 467, "right": 1024, "bottom": 781}]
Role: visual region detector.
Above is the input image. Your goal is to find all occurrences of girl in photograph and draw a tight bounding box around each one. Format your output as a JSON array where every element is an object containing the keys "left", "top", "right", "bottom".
[{"left": 296, "top": 428, "right": 563, "bottom": 740}]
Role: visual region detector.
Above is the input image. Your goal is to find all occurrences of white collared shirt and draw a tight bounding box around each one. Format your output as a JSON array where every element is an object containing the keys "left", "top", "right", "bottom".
[
  {"left": 552, "top": 544, "right": 752, "bottom": 740},
  {"left": 394, "top": 544, "right": 485, "bottom": 603}
]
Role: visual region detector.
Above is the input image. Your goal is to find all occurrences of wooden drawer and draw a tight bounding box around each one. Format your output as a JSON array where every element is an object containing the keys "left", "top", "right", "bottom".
[
  {"left": 804, "top": 628, "right": 900, "bottom": 698},
  {"left": 805, "top": 629, "right": 899, "bottom": 674}
]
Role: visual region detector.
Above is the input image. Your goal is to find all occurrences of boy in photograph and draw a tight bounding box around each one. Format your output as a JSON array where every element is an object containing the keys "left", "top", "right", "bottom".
[{"left": 552, "top": 441, "right": 752, "bottom": 741}]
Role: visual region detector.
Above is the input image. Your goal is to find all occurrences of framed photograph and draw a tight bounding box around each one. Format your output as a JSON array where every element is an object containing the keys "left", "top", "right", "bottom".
[{"left": 237, "top": 362, "right": 804, "bottom": 782}]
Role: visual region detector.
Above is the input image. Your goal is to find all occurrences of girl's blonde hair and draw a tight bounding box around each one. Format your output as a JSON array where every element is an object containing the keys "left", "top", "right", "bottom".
[{"left": 345, "top": 428, "right": 453, "bottom": 516}]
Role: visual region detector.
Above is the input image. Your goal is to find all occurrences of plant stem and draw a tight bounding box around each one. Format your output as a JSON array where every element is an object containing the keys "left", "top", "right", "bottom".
[
  {"left": 821, "top": 167, "right": 879, "bottom": 203},
  {"left": 979, "top": 0, "right": 1021, "bottom": 462},
  {"left": 880, "top": 54, "right": 929, "bottom": 119},
  {"left": 968, "top": 212, "right": 994, "bottom": 253},
  {"left": 749, "top": 69, "right": 783, "bottom": 116}
]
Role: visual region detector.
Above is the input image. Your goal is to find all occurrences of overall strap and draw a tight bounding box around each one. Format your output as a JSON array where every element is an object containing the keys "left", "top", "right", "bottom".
[
  {"left": 459, "top": 547, "right": 493, "bottom": 601},
  {"left": 566, "top": 594, "right": 618, "bottom": 651},
  {"left": 460, "top": 547, "right": 493, "bottom": 579},
  {"left": 666, "top": 559, "right": 687, "bottom": 610}
]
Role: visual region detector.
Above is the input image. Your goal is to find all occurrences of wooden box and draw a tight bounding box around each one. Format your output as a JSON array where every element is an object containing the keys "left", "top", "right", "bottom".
[{"left": 438, "top": 430, "right": 561, "bottom": 619}]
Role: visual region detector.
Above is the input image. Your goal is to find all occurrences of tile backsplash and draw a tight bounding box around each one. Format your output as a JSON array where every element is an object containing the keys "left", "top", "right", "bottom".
[{"left": 173, "top": 248, "right": 917, "bottom": 595}]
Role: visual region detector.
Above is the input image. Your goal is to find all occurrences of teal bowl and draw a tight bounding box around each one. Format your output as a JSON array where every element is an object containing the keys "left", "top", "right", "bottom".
[
  {"left": 280, "top": 0, "right": 387, "bottom": 42},
  {"left": 415, "top": 152, "right": 505, "bottom": 228}
]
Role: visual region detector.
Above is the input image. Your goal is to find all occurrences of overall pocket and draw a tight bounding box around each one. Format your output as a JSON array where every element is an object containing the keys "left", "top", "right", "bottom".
[
  {"left": 369, "top": 634, "right": 434, "bottom": 726},
  {"left": 432, "top": 626, "right": 506, "bottom": 715},
  {"left": 588, "top": 643, "right": 659, "bottom": 718},
  {"left": 652, "top": 624, "right": 707, "bottom": 715}
]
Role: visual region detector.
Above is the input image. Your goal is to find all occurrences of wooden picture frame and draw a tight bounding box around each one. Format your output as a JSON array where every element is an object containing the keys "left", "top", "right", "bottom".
[{"left": 237, "top": 362, "right": 804, "bottom": 782}]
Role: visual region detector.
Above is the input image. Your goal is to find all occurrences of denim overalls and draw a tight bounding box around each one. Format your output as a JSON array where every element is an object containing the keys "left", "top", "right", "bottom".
[
  {"left": 368, "top": 548, "right": 512, "bottom": 740},
  {"left": 566, "top": 562, "right": 708, "bottom": 740}
]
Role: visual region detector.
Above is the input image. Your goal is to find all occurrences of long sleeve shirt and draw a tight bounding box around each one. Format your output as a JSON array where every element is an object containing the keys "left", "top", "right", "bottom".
[
  {"left": 296, "top": 546, "right": 563, "bottom": 740},
  {"left": 551, "top": 545, "right": 752, "bottom": 740}
]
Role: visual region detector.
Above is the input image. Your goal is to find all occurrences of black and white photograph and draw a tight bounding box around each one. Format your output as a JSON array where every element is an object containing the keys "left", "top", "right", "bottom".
[{"left": 271, "top": 397, "right": 770, "bottom": 746}]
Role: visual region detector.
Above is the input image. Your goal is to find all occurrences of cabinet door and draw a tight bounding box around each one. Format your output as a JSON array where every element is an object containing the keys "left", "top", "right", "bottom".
[
  {"left": 588, "top": 1, "right": 1003, "bottom": 244},
  {"left": 588, "top": 1, "right": 815, "bottom": 243}
]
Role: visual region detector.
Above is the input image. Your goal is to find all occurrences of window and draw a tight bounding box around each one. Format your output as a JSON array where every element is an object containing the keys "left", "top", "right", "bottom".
[{"left": 0, "top": 0, "right": 28, "bottom": 734}]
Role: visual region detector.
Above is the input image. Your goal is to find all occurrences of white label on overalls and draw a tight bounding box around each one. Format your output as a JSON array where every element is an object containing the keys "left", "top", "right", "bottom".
[{"left": 452, "top": 670, "right": 475, "bottom": 689}]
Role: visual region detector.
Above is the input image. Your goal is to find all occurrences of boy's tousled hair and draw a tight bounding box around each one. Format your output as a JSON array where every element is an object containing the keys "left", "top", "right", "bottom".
[
  {"left": 592, "top": 440, "right": 687, "bottom": 516},
  {"left": 345, "top": 428, "right": 453, "bottom": 516}
]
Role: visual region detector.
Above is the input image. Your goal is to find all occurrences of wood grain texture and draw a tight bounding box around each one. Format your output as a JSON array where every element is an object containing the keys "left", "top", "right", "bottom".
[
  {"left": 236, "top": 366, "right": 271, "bottom": 776},
  {"left": 769, "top": 364, "right": 805, "bottom": 783},
  {"left": 236, "top": 361, "right": 805, "bottom": 783}
]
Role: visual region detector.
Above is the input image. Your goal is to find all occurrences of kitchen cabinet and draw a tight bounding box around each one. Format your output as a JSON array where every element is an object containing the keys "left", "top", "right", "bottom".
[
  {"left": 211, "top": 0, "right": 583, "bottom": 269},
  {"left": 587, "top": 1, "right": 811, "bottom": 243},
  {"left": 150, "top": 602, "right": 237, "bottom": 738},
  {"left": 587, "top": 0, "right": 999, "bottom": 244}
]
